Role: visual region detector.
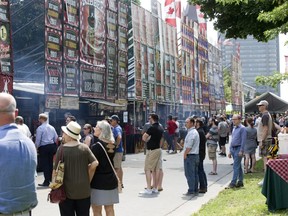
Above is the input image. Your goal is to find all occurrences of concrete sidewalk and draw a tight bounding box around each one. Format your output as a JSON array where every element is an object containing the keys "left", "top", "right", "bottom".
[{"left": 33, "top": 150, "right": 234, "bottom": 216}]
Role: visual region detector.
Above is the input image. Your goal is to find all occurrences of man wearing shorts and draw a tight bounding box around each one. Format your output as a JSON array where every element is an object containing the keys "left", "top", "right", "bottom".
[
  {"left": 256, "top": 100, "right": 273, "bottom": 186},
  {"left": 140, "top": 113, "right": 164, "bottom": 195},
  {"left": 111, "top": 115, "right": 124, "bottom": 188}
]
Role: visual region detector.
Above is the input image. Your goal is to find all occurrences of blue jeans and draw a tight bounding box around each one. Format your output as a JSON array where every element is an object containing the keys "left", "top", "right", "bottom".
[
  {"left": 167, "top": 134, "right": 175, "bottom": 151},
  {"left": 230, "top": 146, "right": 243, "bottom": 185},
  {"left": 184, "top": 154, "right": 199, "bottom": 193},
  {"left": 198, "top": 159, "right": 207, "bottom": 189}
]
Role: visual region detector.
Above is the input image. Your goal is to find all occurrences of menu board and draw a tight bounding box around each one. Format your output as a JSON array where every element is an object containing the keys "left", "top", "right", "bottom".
[
  {"left": 45, "top": 28, "right": 62, "bottom": 62},
  {"left": 147, "top": 47, "right": 155, "bottom": 82},
  {"left": 135, "top": 79, "right": 142, "bottom": 99},
  {"left": 0, "top": 73, "right": 12, "bottom": 93},
  {"left": 118, "top": 27, "right": 127, "bottom": 51},
  {"left": 0, "top": 0, "right": 9, "bottom": 22},
  {"left": 108, "top": 0, "right": 117, "bottom": 12},
  {"left": 45, "top": 61, "right": 62, "bottom": 95},
  {"left": 63, "top": 25, "right": 79, "bottom": 61},
  {"left": 106, "top": 40, "right": 117, "bottom": 98},
  {"left": 63, "top": 61, "right": 79, "bottom": 96},
  {"left": 80, "top": 64, "right": 105, "bottom": 98},
  {"left": 0, "top": 22, "right": 12, "bottom": 74},
  {"left": 118, "top": 2, "right": 127, "bottom": 28},
  {"left": 118, "top": 75, "right": 126, "bottom": 100},
  {"left": 45, "top": 95, "right": 60, "bottom": 109},
  {"left": 63, "top": 0, "right": 79, "bottom": 27},
  {"left": 45, "top": 0, "right": 62, "bottom": 30},
  {"left": 107, "top": 10, "right": 117, "bottom": 41},
  {"left": 80, "top": 0, "right": 106, "bottom": 65},
  {"left": 118, "top": 51, "right": 126, "bottom": 76}
]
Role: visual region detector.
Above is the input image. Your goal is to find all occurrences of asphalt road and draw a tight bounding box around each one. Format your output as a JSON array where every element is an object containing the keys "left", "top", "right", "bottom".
[{"left": 33, "top": 148, "right": 234, "bottom": 216}]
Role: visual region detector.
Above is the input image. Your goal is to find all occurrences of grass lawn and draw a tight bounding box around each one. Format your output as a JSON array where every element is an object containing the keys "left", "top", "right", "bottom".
[{"left": 193, "top": 159, "right": 288, "bottom": 216}]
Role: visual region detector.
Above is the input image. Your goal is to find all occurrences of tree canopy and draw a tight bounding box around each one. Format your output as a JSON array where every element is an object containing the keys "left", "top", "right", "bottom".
[{"left": 188, "top": 0, "right": 288, "bottom": 42}]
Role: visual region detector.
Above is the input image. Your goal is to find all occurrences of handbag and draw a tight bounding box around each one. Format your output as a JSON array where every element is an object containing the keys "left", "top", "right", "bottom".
[
  {"left": 47, "top": 146, "right": 66, "bottom": 203},
  {"left": 47, "top": 185, "right": 66, "bottom": 203},
  {"left": 98, "top": 142, "right": 122, "bottom": 193}
]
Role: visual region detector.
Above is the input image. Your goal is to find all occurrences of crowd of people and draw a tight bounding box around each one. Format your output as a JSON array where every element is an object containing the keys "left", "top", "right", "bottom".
[{"left": 1, "top": 91, "right": 285, "bottom": 215}]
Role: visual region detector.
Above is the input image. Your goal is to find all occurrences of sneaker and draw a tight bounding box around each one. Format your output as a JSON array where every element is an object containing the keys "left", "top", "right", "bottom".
[
  {"left": 139, "top": 188, "right": 152, "bottom": 195},
  {"left": 236, "top": 181, "right": 244, "bottom": 188},
  {"left": 258, "top": 179, "right": 264, "bottom": 186},
  {"left": 183, "top": 191, "right": 198, "bottom": 196},
  {"left": 225, "top": 183, "right": 236, "bottom": 189},
  {"left": 198, "top": 188, "right": 207, "bottom": 193},
  {"left": 152, "top": 188, "right": 159, "bottom": 193}
]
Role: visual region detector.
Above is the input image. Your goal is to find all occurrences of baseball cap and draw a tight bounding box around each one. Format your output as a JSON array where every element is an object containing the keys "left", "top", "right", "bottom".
[
  {"left": 110, "top": 115, "right": 120, "bottom": 122},
  {"left": 256, "top": 100, "right": 269, "bottom": 107}
]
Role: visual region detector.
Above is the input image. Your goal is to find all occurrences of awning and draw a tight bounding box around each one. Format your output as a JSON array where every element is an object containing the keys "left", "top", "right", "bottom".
[
  {"left": 85, "top": 99, "right": 126, "bottom": 107},
  {"left": 13, "top": 82, "right": 44, "bottom": 95}
]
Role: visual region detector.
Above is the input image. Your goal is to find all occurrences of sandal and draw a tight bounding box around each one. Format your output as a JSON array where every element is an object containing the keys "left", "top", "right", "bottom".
[{"left": 208, "top": 172, "right": 217, "bottom": 175}]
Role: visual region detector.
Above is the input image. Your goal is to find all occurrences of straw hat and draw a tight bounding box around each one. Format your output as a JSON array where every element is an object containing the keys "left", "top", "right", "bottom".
[{"left": 61, "top": 121, "right": 81, "bottom": 140}]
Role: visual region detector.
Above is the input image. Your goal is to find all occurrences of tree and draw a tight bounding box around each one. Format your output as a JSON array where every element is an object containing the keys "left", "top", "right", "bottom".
[
  {"left": 188, "top": 0, "right": 288, "bottom": 42},
  {"left": 223, "top": 68, "right": 232, "bottom": 103},
  {"left": 255, "top": 72, "right": 288, "bottom": 90}
]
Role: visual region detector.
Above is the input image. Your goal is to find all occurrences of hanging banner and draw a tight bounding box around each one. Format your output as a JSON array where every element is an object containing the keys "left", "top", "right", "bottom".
[
  {"left": 107, "top": 10, "right": 117, "bottom": 41},
  {"left": 0, "top": 0, "right": 9, "bottom": 22},
  {"left": 45, "top": 0, "right": 62, "bottom": 30},
  {"left": 0, "top": 73, "right": 12, "bottom": 93},
  {"left": 118, "top": 2, "right": 127, "bottom": 28},
  {"left": 118, "top": 75, "right": 126, "bottom": 100},
  {"left": 131, "top": 4, "right": 139, "bottom": 42},
  {"left": 80, "top": 0, "right": 106, "bottom": 66},
  {"left": 63, "top": 25, "right": 79, "bottom": 61},
  {"left": 0, "top": 21, "right": 12, "bottom": 74},
  {"left": 139, "top": 7, "right": 146, "bottom": 45},
  {"left": 63, "top": 61, "right": 79, "bottom": 96},
  {"left": 80, "top": 64, "right": 105, "bottom": 98},
  {"left": 45, "top": 61, "right": 62, "bottom": 95},
  {"left": 145, "top": 10, "right": 153, "bottom": 47},
  {"left": 45, "top": 27, "right": 62, "bottom": 62},
  {"left": 106, "top": 40, "right": 117, "bottom": 99},
  {"left": 63, "top": 0, "right": 79, "bottom": 27}
]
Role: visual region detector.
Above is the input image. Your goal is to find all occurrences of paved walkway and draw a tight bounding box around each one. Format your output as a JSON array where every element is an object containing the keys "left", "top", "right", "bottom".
[{"left": 33, "top": 149, "right": 234, "bottom": 216}]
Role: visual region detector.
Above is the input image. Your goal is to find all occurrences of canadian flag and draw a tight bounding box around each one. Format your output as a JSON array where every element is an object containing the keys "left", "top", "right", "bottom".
[{"left": 165, "top": 0, "right": 181, "bottom": 27}]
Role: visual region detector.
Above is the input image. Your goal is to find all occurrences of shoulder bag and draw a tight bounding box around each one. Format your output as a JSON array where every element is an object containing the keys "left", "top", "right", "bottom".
[
  {"left": 48, "top": 145, "right": 66, "bottom": 203},
  {"left": 98, "top": 142, "right": 122, "bottom": 193}
]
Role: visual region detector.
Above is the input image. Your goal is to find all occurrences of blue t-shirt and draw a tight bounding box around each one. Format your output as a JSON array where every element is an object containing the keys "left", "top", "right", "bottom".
[
  {"left": 113, "top": 125, "right": 123, "bottom": 153},
  {"left": 0, "top": 123, "right": 38, "bottom": 214}
]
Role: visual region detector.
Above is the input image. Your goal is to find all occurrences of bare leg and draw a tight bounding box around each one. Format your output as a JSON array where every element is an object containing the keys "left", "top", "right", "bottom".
[
  {"left": 145, "top": 170, "right": 152, "bottom": 189},
  {"left": 213, "top": 158, "right": 217, "bottom": 173},
  {"left": 92, "top": 204, "right": 102, "bottom": 216},
  {"left": 115, "top": 167, "right": 123, "bottom": 186},
  {"left": 157, "top": 169, "right": 164, "bottom": 190},
  {"left": 244, "top": 154, "right": 250, "bottom": 173},
  {"left": 251, "top": 154, "right": 256, "bottom": 172},
  {"left": 104, "top": 205, "right": 115, "bottom": 216}
]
